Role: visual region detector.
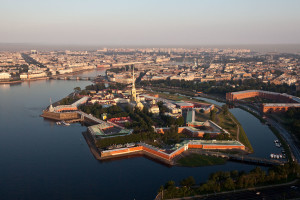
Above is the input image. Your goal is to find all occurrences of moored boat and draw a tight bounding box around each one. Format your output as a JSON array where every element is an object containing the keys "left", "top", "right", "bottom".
[{"left": 61, "top": 121, "right": 70, "bottom": 126}]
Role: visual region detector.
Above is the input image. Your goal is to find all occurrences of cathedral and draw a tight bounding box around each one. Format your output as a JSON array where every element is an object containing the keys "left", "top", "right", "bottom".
[{"left": 129, "top": 66, "right": 144, "bottom": 111}]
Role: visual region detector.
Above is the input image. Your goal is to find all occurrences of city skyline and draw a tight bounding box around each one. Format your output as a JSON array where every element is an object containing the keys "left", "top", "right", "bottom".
[{"left": 1, "top": 0, "right": 300, "bottom": 46}]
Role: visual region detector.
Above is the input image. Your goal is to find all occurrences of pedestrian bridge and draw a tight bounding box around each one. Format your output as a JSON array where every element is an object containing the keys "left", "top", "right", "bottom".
[{"left": 76, "top": 111, "right": 124, "bottom": 129}]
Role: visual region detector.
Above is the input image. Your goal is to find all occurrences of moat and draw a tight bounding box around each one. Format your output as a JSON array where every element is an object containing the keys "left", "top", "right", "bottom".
[{"left": 0, "top": 69, "right": 284, "bottom": 200}]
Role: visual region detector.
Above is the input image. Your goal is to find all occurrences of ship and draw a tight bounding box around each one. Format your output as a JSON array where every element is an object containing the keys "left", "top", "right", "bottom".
[{"left": 61, "top": 121, "right": 70, "bottom": 126}]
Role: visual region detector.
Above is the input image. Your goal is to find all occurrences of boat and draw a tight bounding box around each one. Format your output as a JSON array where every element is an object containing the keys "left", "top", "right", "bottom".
[
  {"left": 279, "top": 154, "right": 283, "bottom": 159},
  {"left": 126, "top": 143, "right": 135, "bottom": 147},
  {"left": 277, "top": 143, "right": 282, "bottom": 148},
  {"left": 270, "top": 154, "right": 274, "bottom": 158},
  {"left": 276, "top": 155, "right": 280, "bottom": 159},
  {"left": 61, "top": 121, "right": 70, "bottom": 126},
  {"left": 56, "top": 121, "right": 61, "bottom": 125}
]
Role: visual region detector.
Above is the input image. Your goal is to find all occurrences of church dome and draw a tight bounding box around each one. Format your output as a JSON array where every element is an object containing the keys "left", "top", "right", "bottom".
[{"left": 136, "top": 102, "right": 144, "bottom": 110}]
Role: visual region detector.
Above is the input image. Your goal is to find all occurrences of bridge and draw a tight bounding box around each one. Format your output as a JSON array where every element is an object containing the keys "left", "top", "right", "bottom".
[
  {"left": 188, "top": 149, "right": 285, "bottom": 166},
  {"left": 50, "top": 76, "right": 95, "bottom": 81},
  {"left": 76, "top": 111, "right": 124, "bottom": 129}
]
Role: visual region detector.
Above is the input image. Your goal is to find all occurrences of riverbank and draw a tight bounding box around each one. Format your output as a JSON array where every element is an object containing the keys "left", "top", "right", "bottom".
[
  {"left": 0, "top": 80, "right": 23, "bottom": 84},
  {"left": 0, "top": 68, "right": 99, "bottom": 85}
]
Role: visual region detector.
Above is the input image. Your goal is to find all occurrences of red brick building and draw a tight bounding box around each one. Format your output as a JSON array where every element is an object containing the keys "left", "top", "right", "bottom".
[{"left": 226, "top": 90, "right": 300, "bottom": 113}]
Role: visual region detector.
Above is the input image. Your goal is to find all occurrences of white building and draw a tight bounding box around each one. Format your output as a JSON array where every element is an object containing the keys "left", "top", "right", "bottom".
[{"left": 0, "top": 72, "right": 11, "bottom": 79}]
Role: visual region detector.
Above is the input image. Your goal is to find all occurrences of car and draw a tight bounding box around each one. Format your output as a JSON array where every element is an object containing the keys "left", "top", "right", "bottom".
[{"left": 290, "top": 186, "right": 298, "bottom": 190}]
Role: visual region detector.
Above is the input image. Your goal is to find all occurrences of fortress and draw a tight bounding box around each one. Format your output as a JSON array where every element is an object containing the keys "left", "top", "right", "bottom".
[{"left": 226, "top": 90, "right": 300, "bottom": 113}]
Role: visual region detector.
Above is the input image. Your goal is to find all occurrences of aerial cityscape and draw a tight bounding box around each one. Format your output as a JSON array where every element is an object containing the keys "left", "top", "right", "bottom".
[{"left": 1, "top": 0, "right": 300, "bottom": 200}]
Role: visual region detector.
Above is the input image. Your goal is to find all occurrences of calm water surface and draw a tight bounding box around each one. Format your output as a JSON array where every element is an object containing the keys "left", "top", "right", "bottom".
[{"left": 0, "top": 70, "right": 278, "bottom": 200}]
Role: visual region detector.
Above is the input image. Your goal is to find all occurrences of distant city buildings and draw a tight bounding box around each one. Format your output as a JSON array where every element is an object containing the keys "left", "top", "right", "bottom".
[{"left": 0, "top": 48, "right": 299, "bottom": 86}]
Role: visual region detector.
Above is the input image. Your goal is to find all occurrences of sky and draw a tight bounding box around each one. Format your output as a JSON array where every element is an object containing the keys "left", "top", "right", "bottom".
[{"left": 0, "top": 0, "right": 300, "bottom": 46}]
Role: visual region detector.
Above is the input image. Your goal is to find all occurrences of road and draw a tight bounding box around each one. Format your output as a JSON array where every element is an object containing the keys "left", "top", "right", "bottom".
[{"left": 267, "top": 118, "right": 300, "bottom": 163}]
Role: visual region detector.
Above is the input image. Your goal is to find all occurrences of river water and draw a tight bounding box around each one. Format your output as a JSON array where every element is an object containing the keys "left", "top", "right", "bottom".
[{"left": 0, "top": 70, "right": 280, "bottom": 200}]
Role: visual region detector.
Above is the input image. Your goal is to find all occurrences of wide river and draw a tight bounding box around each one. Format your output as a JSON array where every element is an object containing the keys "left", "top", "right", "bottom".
[{"left": 0, "top": 69, "right": 282, "bottom": 200}]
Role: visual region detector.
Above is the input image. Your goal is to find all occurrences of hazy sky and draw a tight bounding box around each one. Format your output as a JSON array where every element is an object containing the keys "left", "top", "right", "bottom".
[{"left": 0, "top": 0, "right": 299, "bottom": 46}]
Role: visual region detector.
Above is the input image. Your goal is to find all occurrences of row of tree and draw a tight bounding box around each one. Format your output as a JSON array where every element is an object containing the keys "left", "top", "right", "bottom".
[
  {"left": 284, "top": 107, "right": 300, "bottom": 140},
  {"left": 95, "top": 131, "right": 159, "bottom": 149},
  {"left": 160, "top": 162, "right": 300, "bottom": 199},
  {"left": 140, "top": 79, "right": 297, "bottom": 97},
  {"left": 59, "top": 96, "right": 79, "bottom": 105},
  {"left": 79, "top": 103, "right": 128, "bottom": 119}
]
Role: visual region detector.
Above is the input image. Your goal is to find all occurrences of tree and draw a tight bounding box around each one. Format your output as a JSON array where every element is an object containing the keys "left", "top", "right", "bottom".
[
  {"left": 210, "top": 109, "right": 216, "bottom": 121},
  {"left": 180, "top": 176, "right": 195, "bottom": 188},
  {"left": 74, "top": 87, "right": 81, "bottom": 93},
  {"left": 222, "top": 104, "right": 229, "bottom": 115},
  {"left": 203, "top": 133, "right": 211, "bottom": 140},
  {"left": 223, "top": 177, "right": 235, "bottom": 190},
  {"left": 175, "top": 116, "right": 185, "bottom": 126},
  {"left": 164, "top": 180, "right": 176, "bottom": 190}
]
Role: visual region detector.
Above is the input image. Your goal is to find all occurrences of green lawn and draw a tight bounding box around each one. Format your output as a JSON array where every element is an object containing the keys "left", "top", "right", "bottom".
[
  {"left": 177, "top": 154, "right": 226, "bottom": 167},
  {"left": 146, "top": 90, "right": 207, "bottom": 103},
  {"left": 214, "top": 111, "right": 253, "bottom": 152}
]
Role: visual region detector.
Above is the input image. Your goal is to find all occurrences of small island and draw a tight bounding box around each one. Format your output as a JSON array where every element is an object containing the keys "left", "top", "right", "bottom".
[{"left": 42, "top": 66, "right": 257, "bottom": 167}]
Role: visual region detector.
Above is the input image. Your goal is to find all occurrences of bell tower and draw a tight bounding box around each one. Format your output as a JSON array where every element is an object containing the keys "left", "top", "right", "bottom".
[{"left": 131, "top": 65, "right": 137, "bottom": 102}]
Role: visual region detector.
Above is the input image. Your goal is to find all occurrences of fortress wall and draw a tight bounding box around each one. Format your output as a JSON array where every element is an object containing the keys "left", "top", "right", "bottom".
[
  {"left": 42, "top": 111, "right": 79, "bottom": 120},
  {"left": 188, "top": 144, "right": 204, "bottom": 149},
  {"left": 100, "top": 142, "right": 245, "bottom": 160}
]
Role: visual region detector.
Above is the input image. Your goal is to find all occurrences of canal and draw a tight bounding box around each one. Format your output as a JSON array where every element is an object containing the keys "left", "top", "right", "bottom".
[
  {"left": 195, "top": 97, "right": 283, "bottom": 158},
  {"left": 0, "top": 70, "right": 280, "bottom": 200}
]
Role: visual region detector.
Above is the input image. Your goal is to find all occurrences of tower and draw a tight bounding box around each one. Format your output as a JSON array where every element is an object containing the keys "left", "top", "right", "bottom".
[
  {"left": 194, "top": 58, "right": 198, "bottom": 68},
  {"left": 131, "top": 65, "right": 137, "bottom": 102},
  {"left": 49, "top": 98, "right": 54, "bottom": 112}
]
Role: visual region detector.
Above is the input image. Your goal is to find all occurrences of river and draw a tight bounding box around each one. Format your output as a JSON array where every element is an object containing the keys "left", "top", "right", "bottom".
[{"left": 0, "top": 70, "right": 280, "bottom": 200}]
